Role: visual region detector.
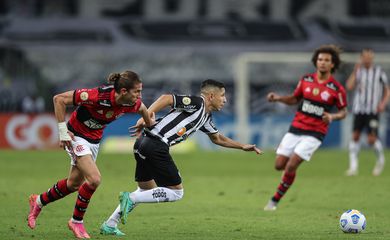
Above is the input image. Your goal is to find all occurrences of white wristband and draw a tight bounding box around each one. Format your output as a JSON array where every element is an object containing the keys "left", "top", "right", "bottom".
[{"left": 58, "top": 122, "right": 72, "bottom": 141}]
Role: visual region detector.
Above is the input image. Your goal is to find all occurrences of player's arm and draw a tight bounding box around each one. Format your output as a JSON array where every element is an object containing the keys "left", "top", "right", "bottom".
[
  {"left": 148, "top": 94, "right": 174, "bottom": 113},
  {"left": 137, "top": 102, "right": 155, "bottom": 127},
  {"left": 208, "top": 132, "right": 262, "bottom": 155},
  {"left": 267, "top": 92, "right": 300, "bottom": 105},
  {"left": 53, "top": 91, "right": 75, "bottom": 149},
  {"left": 130, "top": 94, "right": 173, "bottom": 137},
  {"left": 322, "top": 107, "right": 347, "bottom": 124},
  {"left": 346, "top": 63, "right": 360, "bottom": 91},
  {"left": 378, "top": 85, "right": 390, "bottom": 112}
]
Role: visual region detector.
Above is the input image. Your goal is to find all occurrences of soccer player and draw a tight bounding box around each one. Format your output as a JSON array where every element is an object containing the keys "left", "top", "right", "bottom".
[
  {"left": 345, "top": 48, "right": 389, "bottom": 176},
  {"left": 263, "top": 45, "right": 347, "bottom": 211},
  {"left": 27, "top": 70, "right": 154, "bottom": 239},
  {"left": 99, "top": 79, "right": 262, "bottom": 236}
]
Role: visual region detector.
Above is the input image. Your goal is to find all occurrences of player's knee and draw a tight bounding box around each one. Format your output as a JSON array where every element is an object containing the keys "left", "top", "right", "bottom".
[
  {"left": 87, "top": 175, "right": 101, "bottom": 189},
  {"left": 173, "top": 189, "right": 184, "bottom": 201},
  {"left": 67, "top": 180, "right": 81, "bottom": 192},
  {"left": 275, "top": 162, "right": 285, "bottom": 171}
]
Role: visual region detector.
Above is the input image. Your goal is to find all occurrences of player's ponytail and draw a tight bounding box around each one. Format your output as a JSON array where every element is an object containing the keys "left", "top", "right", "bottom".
[{"left": 107, "top": 71, "right": 141, "bottom": 93}]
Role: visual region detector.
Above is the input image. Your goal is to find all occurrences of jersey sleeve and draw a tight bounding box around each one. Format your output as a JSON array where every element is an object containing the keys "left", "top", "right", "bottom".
[
  {"left": 199, "top": 115, "right": 218, "bottom": 134},
  {"left": 293, "top": 79, "right": 303, "bottom": 98},
  {"left": 381, "top": 69, "right": 388, "bottom": 85},
  {"left": 173, "top": 94, "right": 203, "bottom": 112},
  {"left": 336, "top": 85, "right": 348, "bottom": 109},
  {"left": 73, "top": 88, "right": 99, "bottom": 106}
]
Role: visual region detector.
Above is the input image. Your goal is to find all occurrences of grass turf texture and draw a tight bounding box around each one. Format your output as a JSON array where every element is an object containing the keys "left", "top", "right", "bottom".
[{"left": 0, "top": 149, "right": 389, "bottom": 239}]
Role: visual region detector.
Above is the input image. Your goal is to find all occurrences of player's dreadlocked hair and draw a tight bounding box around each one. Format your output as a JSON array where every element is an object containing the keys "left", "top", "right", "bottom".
[
  {"left": 107, "top": 70, "right": 141, "bottom": 93},
  {"left": 311, "top": 45, "right": 342, "bottom": 73}
]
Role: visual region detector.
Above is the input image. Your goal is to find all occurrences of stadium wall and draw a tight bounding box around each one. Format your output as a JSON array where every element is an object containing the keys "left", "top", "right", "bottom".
[{"left": 2, "top": 113, "right": 387, "bottom": 151}]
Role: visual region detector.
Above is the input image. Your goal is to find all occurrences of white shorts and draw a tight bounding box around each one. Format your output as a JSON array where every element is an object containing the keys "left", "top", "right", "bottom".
[
  {"left": 276, "top": 133, "right": 322, "bottom": 161},
  {"left": 66, "top": 136, "right": 100, "bottom": 166}
]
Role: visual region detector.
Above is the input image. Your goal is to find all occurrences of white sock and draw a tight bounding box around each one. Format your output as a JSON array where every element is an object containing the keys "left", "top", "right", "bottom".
[
  {"left": 349, "top": 141, "right": 360, "bottom": 171},
  {"left": 106, "top": 187, "right": 145, "bottom": 228},
  {"left": 36, "top": 196, "right": 43, "bottom": 208},
  {"left": 373, "top": 140, "right": 385, "bottom": 165},
  {"left": 130, "top": 187, "right": 184, "bottom": 204}
]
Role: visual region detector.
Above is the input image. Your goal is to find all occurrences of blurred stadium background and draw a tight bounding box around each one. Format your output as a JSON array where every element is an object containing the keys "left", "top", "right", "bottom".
[{"left": 1, "top": 0, "right": 390, "bottom": 151}]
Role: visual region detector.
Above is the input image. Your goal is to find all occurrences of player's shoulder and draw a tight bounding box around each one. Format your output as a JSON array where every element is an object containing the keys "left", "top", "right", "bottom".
[
  {"left": 301, "top": 73, "right": 315, "bottom": 82},
  {"left": 327, "top": 77, "right": 344, "bottom": 92},
  {"left": 97, "top": 84, "right": 114, "bottom": 93}
]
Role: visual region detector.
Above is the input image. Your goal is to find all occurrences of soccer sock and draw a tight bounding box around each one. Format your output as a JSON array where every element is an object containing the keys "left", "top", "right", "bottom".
[
  {"left": 72, "top": 183, "right": 96, "bottom": 222},
  {"left": 271, "top": 171, "right": 296, "bottom": 203},
  {"left": 349, "top": 141, "right": 360, "bottom": 171},
  {"left": 373, "top": 140, "right": 385, "bottom": 165},
  {"left": 130, "top": 187, "right": 184, "bottom": 204},
  {"left": 106, "top": 187, "right": 145, "bottom": 227},
  {"left": 39, "top": 178, "right": 73, "bottom": 206}
]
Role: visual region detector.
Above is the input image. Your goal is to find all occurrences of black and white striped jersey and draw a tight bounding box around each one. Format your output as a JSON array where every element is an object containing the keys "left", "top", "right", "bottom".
[
  {"left": 145, "top": 94, "right": 218, "bottom": 146},
  {"left": 352, "top": 65, "right": 388, "bottom": 114}
]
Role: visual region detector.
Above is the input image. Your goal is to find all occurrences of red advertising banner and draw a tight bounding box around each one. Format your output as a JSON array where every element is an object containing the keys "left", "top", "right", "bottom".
[{"left": 0, "top": 114, "right": 59, "bottom": 149}]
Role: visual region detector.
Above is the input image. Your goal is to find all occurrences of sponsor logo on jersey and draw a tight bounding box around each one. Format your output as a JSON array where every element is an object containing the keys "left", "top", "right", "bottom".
[
  {"left": 338, "top": 92, "right": 344, "bottom": 106},
  {"left": 305, "top": 87, "right": 311, "bottom": 92},
  {"left": 312, "top": 88, "right": 320, "bottom": 96},
  {"left": 177, "top": 127, "right": 186, "bottom": 136},
  {"left": 303, "top": 76, "right": 314, "bottom": 82},
  {"left": 80, "top": 92, "right": 89, "bottom": 101},
  {"left": 301, "top": 100, "right": 324, "bottom": 116},
  {"left": 182, "top": 97, "right": 191, "bottom": 105},
  {"left": 326, "top": 82, "right": 337, "bottom": 90},
  {"left": 105, "top": 111, "right": 114, "bottom": 118},
  {"left": 98, "top": 99, "right": 111, "bottom": 107},
  {"left": 83, "top": 119, "right": 104, "bottom": 129},
  {"left": 321, "top": 91, "right": 330, "bottom": 101}
]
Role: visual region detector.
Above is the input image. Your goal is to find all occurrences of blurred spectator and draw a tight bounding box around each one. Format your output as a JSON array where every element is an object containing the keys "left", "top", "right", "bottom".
[
  {"left": 346, "top": 48, "right": 390, "bottom": 176},
  {"left": 22, "top": 94, "right": 45, "bottom": 113}
]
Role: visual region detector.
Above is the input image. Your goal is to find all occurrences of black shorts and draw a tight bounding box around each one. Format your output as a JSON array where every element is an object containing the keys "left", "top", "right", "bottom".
[
  {"left": 352, "top": 114, "right": 379, "bottom": 135},
  {"left": 133, "top": 134, "right": 182, "bottom": 187}
]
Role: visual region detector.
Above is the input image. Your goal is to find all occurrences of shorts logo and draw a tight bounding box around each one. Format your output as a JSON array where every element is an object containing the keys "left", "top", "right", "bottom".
[
  {"left": 80, "top": 92, "right": 89, "bottom": 101},
  {"left": 75, "top": 145, "right": 84, "bottom": 152},
  {"left": 369, "top": 119, "right": 378, "bottom": 129},
  {"left": 182, "top": 97, "right": 191, "bottom": 105}
]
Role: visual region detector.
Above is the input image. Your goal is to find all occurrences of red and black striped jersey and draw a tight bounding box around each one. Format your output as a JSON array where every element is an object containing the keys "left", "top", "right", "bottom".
[
  {"left": 67, "top": 84, "right": 142, "bottom": 143},
  {"left": 289, "top": 73, "right": 347, "bottom": 140}
]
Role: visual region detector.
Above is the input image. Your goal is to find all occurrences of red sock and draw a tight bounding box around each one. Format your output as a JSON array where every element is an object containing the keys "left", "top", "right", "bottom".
[
  {"left": 272, "top": 171, "right": 296, "bottom": 202},
  {"left": 40, "top": 178, "right": 72, "bottom": 206},
  {"left": 72, "top": 183, "right": 96, "bottom": 221}
]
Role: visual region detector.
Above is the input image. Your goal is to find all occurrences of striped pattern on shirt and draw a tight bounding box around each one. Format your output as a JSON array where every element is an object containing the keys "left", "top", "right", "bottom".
[
  {"left": 352, "top": 65, "right": 388, "bottom": 114},
  {"left": 145, "top": 94, "right": 218, "bottom": 146}
]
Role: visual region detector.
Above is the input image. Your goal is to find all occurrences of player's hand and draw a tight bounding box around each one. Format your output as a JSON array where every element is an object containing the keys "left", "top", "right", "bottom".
[
  {"left": 242, "top": 144, "right": 263, "bottom": 155},
  {"left": 129, "top": 118, "right": 145, "bottom": 138},
  {"left": 353, "top": 62, "right": 361, "bottom": 73},
  {"left": 59, "top": 131, "right": 75, "bottom": 150},
  {"left": 322, "top": 112, "right": 333, "bottom": 124},
  {"left": 267, "top": 92, "right": 279, "bottom": 102},
  {"left": 377, "top": 103, "right": 386, "bottom": 113}
]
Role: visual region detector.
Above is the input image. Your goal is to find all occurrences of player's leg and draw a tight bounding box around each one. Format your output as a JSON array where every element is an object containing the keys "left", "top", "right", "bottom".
[
  {"left": 367, "top": 115, "right": 385, "bottom": 176},
  {"left": 119, "top": 136, "right": 184, "bottom": 224},
  {"left": 265, "top": 135, "right": 321, "bottom": 211},
  {"left": 27, "top": 146, "right": 82, "bottom": 229},
  {"left": 264, "top": 133, "right": 297, "bottom": 211},
  {"left": 347, "top": 115, "right": 364, "bottom": 176},
  {"left": 68, "top": 154, "right": 100, "bottom": 239},
  {"left": 101, "top": 184, "right": 153, "bottom": 236}
]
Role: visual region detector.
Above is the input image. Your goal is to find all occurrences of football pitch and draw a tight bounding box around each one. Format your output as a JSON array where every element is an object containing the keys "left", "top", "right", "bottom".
[{"left": 0, "top": 149, "right": 389, "bottom": 239}]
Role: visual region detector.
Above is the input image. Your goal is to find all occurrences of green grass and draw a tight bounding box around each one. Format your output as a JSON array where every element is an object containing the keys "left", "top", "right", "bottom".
[{"left": 0, "top": 149, "right": 389, "bottom": 239}]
